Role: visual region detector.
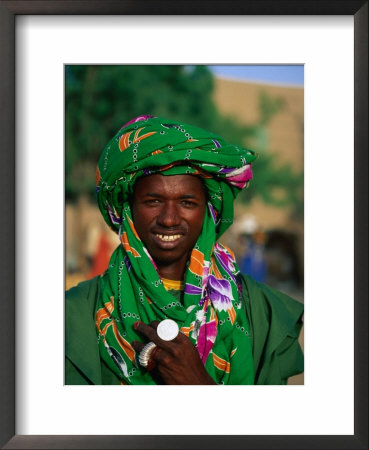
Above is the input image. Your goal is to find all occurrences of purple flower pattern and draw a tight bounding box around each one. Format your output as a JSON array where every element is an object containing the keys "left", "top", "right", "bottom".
[
  {"left": 184, "top": 284, "right": 202, "bottom": 296},
  {"left": 197, "top": 318, "right": 217, "bottom": 363},
  {"left": 218, "top": 165, "right": 253, "bottom": 189},
  {"left": 207, "top": 202, "right": 218, "bottom": 225},
  {"left": 214, "top": 243, "right": 236, "bottom": 281},
  {"left": 225, "top": 164, "right": 253, "bottom": 189},
  {"left": 207, "top": 275, "right": 233, "bottom": 312},
  {"left": 106, "top": 202, "right": 122, "bottom": 226}
]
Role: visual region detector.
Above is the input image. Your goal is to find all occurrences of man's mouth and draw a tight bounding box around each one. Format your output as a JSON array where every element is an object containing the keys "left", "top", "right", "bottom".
[{"left": 155, "top": 233, "right": 183, "bottom": 242}]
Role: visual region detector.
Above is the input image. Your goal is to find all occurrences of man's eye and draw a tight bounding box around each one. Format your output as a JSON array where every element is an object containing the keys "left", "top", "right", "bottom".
[
  {"left": 181, "top": 200, "right": 196, "bottom": 207},
  {"left": 146, "top": 199, "right": 160, "bottom": 205}
]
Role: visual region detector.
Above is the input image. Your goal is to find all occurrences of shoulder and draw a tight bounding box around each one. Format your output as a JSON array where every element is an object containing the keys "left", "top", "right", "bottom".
[
  {"left": 238, "top": 273, "right": 304, "bottom": 384},
  {"left": 65, "top": 275, "right": 101, "bottom": 343},
  {"left": 66, "top": 276, "right": 100, "bottom": 302},
  {"left": 65, "top": 276, "right": 102, "bottom": 384},
  {"left": 66, "top": 276, "right": 101, "bottom": 316},
  {"left": 239, "top": 273, "right": 303, "bottom": 325}
]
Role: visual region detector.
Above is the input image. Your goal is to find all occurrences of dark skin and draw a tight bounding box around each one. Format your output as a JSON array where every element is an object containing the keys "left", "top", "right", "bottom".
[
  {"left": 131, "top": 173, "right": 207, "bottom": 280},
  {"left": 130, "top": 174, "right": 216, "bottom": 384},
  {"left": 133, "top": 321, "right": 215, "bottom": 385}
]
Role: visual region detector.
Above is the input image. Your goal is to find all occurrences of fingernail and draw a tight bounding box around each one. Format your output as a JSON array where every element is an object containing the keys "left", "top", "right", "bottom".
[{"left": 133, "top": 321, "right": 140, "bottom": 329}]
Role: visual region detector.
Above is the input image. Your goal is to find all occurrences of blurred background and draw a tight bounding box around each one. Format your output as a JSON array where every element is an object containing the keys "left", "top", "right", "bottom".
[{"left": 65, "top": 65, "right": 304, "bottom": 381}]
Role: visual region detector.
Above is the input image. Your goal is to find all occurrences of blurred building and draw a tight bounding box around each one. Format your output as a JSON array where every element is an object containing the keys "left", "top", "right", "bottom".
[
  {"left": 213, "top": 76, "right": 304, "bottom": 169},
  {"left": 213, "top": 76, "right": 304, "bottom": 295}
]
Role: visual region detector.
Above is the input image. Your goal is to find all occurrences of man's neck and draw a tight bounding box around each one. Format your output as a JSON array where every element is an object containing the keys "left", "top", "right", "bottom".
[{"left": 156, "top": 257, "right": 188, "bottom": 281}]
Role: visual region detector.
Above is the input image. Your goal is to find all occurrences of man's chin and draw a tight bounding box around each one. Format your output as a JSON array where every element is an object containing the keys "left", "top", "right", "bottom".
[
  {"left": 149, "top": 249, "right": 190, "bottom": 271},
  {"left": 151, "top": 252, "right": 184, "bottom": 265}
]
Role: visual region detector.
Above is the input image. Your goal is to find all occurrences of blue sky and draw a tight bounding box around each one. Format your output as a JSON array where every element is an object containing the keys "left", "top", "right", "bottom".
[{"left": 208, "top": 65, "right": 304, "bottom": 86}]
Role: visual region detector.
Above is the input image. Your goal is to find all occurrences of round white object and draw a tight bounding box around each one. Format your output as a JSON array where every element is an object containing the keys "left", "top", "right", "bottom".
[{"left": 157, "top": 319, "right": 179, "bottom": 341}]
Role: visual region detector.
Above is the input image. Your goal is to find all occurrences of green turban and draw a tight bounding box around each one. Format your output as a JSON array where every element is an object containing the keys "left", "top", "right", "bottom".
[{"left": 96, "top": 115, "right": 257, "bottom": 238}]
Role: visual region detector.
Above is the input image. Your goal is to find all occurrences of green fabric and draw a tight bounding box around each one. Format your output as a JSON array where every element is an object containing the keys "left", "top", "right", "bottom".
[
  {"left": 94, "top": 116, "right": 257, "bottom": 385},
  {"left": 65, "top": 274, "right": 304, "bottom": 385},
  {"left": 65, "top": 277, "right": 102, "bottom": 384},
  {"left": 240, "top": 275, "right": 304, "bottom": 384}
]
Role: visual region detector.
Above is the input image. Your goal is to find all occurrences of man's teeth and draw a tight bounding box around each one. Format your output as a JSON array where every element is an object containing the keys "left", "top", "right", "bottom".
[{"left": 156, "top": 234, "right": 182, "bottom": 241}]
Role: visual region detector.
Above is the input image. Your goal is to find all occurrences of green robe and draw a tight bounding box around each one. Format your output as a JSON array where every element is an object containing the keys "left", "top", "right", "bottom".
[{"left": 65, "top": 274, "right": 304, "bottom": 385}]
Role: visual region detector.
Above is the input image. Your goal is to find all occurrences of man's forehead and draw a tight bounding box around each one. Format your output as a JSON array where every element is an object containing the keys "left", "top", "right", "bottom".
[{"left": 134, "top": 173, "right": 206, "bottom": 195}]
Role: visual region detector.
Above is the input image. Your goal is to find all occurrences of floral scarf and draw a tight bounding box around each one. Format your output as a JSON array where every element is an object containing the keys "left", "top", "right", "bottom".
[{"left": 95, "top": 115, "right": 257, "bottom": 384}]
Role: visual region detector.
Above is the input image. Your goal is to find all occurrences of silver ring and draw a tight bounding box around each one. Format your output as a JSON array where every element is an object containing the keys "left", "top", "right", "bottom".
[
  {"left": 157, "top": 319, "right": 179, "bottom": 341},
  {"left": 138, "top": 341, "right": 157, "bottom": 367}
]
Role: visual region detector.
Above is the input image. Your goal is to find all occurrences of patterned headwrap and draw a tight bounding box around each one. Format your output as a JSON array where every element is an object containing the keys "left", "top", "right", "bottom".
[{"left": 95, "top": 115, "right": 257, "bottom": 384}]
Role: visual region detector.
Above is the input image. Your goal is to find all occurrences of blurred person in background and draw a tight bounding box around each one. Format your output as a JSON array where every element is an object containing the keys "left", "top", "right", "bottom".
[
  {"left": 87, "top": 224, "right": 118, "bottom": 279},
  {"left": 240, "top": 228, "right": 268, "bottom": 284},
  {"left": 65, "top": 115, "right": 303, "bottom": 385}
]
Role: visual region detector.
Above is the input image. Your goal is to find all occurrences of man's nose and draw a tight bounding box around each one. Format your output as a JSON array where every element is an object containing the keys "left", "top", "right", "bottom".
[{"left": 157, "top": 203, "right": 181, "bottom": 227}]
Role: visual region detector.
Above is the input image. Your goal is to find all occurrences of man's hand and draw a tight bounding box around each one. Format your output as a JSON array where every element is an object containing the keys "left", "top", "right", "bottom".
[{"left": 132, "top": 321, "right": 216, "bottom": 385}]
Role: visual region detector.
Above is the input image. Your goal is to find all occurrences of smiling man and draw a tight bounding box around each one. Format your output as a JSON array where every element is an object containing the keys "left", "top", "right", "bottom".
[
  {"left": 131, "top": 174, "right": 207, "bottom": 281},
  {"left": 65, "top": 115, "right": 304, "bottom": 385}
]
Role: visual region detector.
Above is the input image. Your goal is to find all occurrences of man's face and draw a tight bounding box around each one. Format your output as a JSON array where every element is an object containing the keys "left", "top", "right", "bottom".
[{"left": 131, "top": 174, "right": 207, "bottom": 276}]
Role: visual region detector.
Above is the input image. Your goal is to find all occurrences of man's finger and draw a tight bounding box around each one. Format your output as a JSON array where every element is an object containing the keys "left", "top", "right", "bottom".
[
  {"left": 131, "top": 340, "right": 145, "bottom": 352},
  {"left": 149, "top": 320, "right": 160, "bottom": 329},
  {"left": 133, "top": 321, "right": 172, "bottom": 349}
]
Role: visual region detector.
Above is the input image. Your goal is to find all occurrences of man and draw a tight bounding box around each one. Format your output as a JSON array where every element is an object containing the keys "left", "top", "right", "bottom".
[{"left": 65, "top": 115, "right": 304, "bottom": 385}]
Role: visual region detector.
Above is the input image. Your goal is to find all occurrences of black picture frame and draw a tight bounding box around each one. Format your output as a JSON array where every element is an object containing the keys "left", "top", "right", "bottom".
[{"left": 1, "top": 1, "right": 367, "bottom": 449}]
